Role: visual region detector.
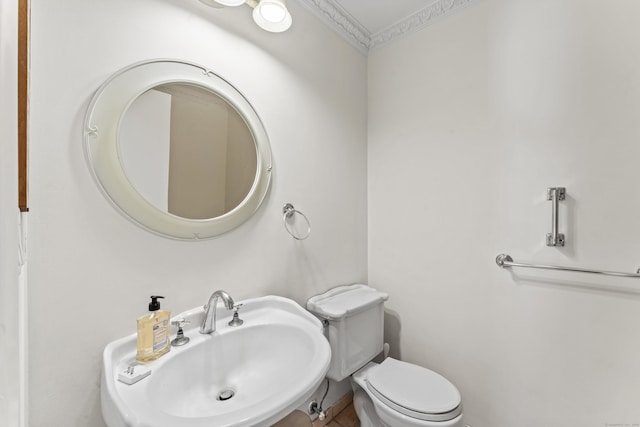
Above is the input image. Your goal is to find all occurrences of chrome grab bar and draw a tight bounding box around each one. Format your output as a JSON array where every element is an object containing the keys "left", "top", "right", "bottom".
[
  {"left": 495, "top": 253, "right": 640, "bottom": 279},
  {"left": 546, "top": 187, "right": 565, "bottom": 247}
]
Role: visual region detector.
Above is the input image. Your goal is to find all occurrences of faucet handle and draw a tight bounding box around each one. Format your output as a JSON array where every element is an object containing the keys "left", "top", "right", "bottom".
[
  {"left": 171, "top": 318, "right": 190, "bottom": 328},
  {"left": 228, "top": 304, "right": 244, "bottom": 327},
  {"left": 171, "top": 318, "right": 191, "bottom": 347}
]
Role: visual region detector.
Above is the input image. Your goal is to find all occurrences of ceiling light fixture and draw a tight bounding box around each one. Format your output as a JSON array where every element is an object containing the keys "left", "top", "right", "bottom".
[
  {"left": 252, "top": 0, "right": 292, "bottom": 33},
  {"left": 198, "top": 0, "right": 292, "bottom": 33},
  {"left": 198, "top": 0, "right": 242, "bottom": 7}
]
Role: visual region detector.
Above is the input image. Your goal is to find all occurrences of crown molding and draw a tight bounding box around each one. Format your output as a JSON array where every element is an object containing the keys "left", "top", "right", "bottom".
[
  {"left": 369, "top": 0, "right": 477, "bottom": 50},
  {"left": 296, "top": 0, "right": 478, "bottom": 54}
]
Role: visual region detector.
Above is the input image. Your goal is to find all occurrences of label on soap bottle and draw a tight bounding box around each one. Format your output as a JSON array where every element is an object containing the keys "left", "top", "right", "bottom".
[{"left": 152, "top": 319, "right": 169, "bottom": 352}]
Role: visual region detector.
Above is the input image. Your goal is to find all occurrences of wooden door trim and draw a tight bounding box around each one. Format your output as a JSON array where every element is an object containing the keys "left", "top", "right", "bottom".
[{"left": 18, "top": 0, "right": 28, "bottom": 212}]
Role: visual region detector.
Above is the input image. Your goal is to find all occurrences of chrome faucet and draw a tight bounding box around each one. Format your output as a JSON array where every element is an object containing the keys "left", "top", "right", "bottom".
[{"left": 200, "top": 290, "right": 235, "bottom": 334}]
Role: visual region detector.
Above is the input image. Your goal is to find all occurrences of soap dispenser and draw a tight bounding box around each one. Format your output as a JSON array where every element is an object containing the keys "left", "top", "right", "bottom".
[{"left": 136, "top": 295, "right": 171, "bottom": 363}]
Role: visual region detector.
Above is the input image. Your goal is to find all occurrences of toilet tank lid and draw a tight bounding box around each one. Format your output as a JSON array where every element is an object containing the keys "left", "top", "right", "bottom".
[{"left": 306, "top": 284, "right": 388, "bottom": 320}]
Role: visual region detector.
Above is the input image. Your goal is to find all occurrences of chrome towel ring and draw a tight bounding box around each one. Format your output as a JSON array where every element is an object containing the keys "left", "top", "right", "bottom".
[{"left": 282, "top": 203, "right": 311, "bottom": 240}]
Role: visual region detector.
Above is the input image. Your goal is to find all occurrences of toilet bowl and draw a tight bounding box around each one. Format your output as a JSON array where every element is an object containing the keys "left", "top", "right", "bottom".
[
  {"left": 351, "top": 359, "right": 463, "bottom": 427},
  {"left": 306, "top": 284, "right": 464, "bottom": 427}
]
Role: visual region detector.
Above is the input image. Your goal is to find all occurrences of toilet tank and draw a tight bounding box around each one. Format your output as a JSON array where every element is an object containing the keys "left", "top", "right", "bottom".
[{"left": 306, "top": 284, "right": 388, "bottom": 381}]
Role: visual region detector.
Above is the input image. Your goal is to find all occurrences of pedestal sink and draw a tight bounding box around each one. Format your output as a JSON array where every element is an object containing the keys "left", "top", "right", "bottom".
[{"left": 101, "top": 296, "right": 331, "bottom": 427}]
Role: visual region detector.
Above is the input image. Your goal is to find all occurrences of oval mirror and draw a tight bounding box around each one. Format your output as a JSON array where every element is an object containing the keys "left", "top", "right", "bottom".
[{"left": 84, "top": 60, "right": 272, "bottom": 240}]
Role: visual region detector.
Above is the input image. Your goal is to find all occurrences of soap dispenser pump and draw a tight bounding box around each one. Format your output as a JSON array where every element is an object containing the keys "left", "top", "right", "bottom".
[{"left": 136, "top": 295, "right": 171, "bottom": 363}]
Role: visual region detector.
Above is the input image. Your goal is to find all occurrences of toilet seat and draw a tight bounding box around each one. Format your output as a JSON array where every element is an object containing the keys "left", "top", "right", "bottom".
[{"left": 365, "top": 358, "right": 462, "bottom": 422}]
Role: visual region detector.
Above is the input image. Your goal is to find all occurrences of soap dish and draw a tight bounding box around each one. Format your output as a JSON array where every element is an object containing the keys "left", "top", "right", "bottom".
[{"left": 118, "top": 365, "right": 151, "bottom": 385}]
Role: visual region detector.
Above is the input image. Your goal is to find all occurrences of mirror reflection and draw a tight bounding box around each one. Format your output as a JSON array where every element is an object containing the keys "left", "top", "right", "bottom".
[{"left": 119, "top": 83, "right": 257, "bottom": 220}]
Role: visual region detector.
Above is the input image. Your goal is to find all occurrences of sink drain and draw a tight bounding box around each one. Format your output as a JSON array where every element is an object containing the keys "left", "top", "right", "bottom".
[{"left": 217, "top": 389, "right": 235, "bottom": 401}]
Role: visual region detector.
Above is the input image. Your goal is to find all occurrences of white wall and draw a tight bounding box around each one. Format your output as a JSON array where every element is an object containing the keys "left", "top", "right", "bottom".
[
  {"left": 368, "top": 1, "right": 640, "bottom": 426},
  {"left": 29, "top": 0, "right": 640, "bottom": 425},
  {"left": 28, "top": 0, "right": 367, "bottom": 425},
  {"left": 0, "top": 0, "right": 23, "bottom": 425}
]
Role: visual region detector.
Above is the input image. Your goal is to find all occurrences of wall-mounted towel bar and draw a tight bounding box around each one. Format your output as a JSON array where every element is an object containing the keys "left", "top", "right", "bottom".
[{"left": 495, "top": 253, "right": 640, "bottom": 278}]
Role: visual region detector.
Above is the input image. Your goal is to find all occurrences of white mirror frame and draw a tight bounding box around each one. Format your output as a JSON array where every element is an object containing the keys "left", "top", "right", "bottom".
[{"left": 84, "top": 59, "right": 272, "bottom": 240}]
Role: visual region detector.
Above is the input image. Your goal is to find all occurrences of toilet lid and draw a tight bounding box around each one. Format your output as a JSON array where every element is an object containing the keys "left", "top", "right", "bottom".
[{"left": 366, "top": 358, "right": 462, "bottom": 422}]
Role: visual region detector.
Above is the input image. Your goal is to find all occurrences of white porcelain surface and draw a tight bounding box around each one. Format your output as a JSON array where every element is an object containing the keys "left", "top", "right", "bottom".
[
  {"left": 366, "top": 358, "right": 462, "bottom": 420},
  {"left": 306, "top": 284, "right": 388, "bottom": 320},
  {"left": 370, "top": 395, "right": 464, "bottom": 427},
  {"left": 307, "top": 284, "right": 387, "bottom": 381},
  {"left": 352, "top": 362, "right": 464, "bottom": 427},
  {"left": 101, "top": 296, "right": 331, "bottom": 427}
]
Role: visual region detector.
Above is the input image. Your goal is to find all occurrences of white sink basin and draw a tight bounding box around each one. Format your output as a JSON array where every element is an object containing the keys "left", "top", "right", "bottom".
[{"left": 101, "top": 296, "right": 331, "bottom": 427}]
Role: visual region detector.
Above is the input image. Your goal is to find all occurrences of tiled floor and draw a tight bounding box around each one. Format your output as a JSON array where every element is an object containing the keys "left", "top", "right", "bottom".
[
  {"left": 273, "top": 393, "right": 360, "bottom": 427},
  {"left": 325, "top": 402, "right": 359, "bottom": 427},
  {"left": 311, "top": 393, "right": 359, "bottom": 427}
]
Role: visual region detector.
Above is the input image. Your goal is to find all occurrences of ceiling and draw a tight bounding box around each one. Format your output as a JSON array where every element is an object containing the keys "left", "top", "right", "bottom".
[
  {"left": 333, "top": 0, "right": 444, "bottom": 35},
  {"left": 296, "top": 0, "right": 478, "bottom": 53}
]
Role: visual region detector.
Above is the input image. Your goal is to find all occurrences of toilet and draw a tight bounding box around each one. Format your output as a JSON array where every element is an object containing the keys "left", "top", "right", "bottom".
[{"left": 306, "top": 284, "right": 464, "bottom": 427}]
